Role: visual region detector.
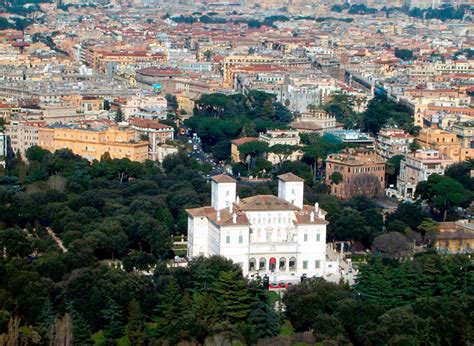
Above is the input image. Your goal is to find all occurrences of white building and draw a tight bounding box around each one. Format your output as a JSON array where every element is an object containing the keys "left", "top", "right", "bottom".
[
  {"left": 376, "top": 128, "right": 414, "bottom": 160},
  {"left": 397, "top": 149, "right": 453, "bottom": 199},
  {"left": 187, "top": 173, "right": 337, "bottom": 282}
]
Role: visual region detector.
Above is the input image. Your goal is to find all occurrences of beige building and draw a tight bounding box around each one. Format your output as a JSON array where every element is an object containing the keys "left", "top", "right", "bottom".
[
  {"left": 291, "top": 110, "right": 339, "bottom": 135},
  {"left": 5, "top": 120, "right": 46, "bottom": 157},
  {"left": 230, "top": 130, "right": 302, "bottom": 165},
  {"left": 417, "top": 127, "right": 474, "bottom": 162},
  {"left": 259, "top": 129, "right": 303, "bottom": 165},
  {"left": 38, "top": 125, "right": 149, "bottom": 162},
  {"left": 231, "top": 137, "right": 259, "bottom": 163},
  {"left": 128, "top": 118, "right": 175, "bottom": 161},
  {"left": 397, "top": 149, "right": 453, "bottom": 199},
  {"left": 435, "top": 220, "right": 474, "bottom": 254}
]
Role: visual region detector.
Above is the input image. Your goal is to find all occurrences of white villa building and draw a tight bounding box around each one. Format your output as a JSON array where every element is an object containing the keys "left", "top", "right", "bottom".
[{"left": 186, "top": 173, "right": 338, "bottom": 282}]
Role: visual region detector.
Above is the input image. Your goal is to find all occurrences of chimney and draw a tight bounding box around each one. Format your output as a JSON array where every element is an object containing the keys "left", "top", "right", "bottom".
[
  {"left": 232, "top": 213, "right": 237, "bottom": 224},
  {"left": 229, "top": 203, "right": 233, "bottom": 213},
  {"left": 310, "top": 211, "right": 315, "bottom": 223},
  {"left": 236, "top": 196, "right": 240, "bottom": 204},
  {"left": 315, "top": 202, "right": 319, "bottom": 213},
  {"left": 217, "top": 210, "right": 221, "bottom": 221}
]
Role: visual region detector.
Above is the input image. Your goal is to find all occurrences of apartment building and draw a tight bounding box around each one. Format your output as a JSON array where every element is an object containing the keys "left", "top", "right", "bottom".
[
  {"left": 259, "top": 129, "right": 302, "bottom": 165},
  {"left": 128, "top": 118, "right": 175, "bottom": 161},
  {"left": 291, "top": 110, "right": 339, "bottom": 135},
  {"left": 376, "top": 128, "right": 414, "bottom": 160},
  {"left": 417, "top": 127, "right": 474, "bottom": 162},
  {"left": 117, "top": 94, "right": 167, "bottom": 120},
  {"left": 435, "top": 220, "right": 474, "bottom": 254},
  {"left": 5, "top": 120, "right": 46, "bottom": 157},
  {"left": 451, "top": 122, "right": 474, "bottom": 150},
  {"left": 434, "top": 60, "right": 474, "bottom": 75},
  {"left": 325, "top": 149, "right": 386, "bottom": 200},
  {"left": 397, "top": 149, "right": 453, "bottom": 199},
  {"left": 38, "top": 125, "right": 149, "bottom": 162}
]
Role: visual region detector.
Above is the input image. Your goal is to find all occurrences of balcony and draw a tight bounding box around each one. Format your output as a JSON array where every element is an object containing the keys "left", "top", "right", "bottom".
[{"left": 248, "top": 241, "right": 298, "bottom": 255}]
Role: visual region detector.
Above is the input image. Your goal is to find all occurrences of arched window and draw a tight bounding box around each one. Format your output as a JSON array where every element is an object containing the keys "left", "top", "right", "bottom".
[
  {"left": 279, "top": 257, "right": 286, "bottom": 271},
  {"left": 249, "top": 258, "right": 256, "bottom": 271},
  {"left": 269, "top": 257, "right": 276, "bottom": 272},
  {"left": 259, "top": 258, "right": 266, "bottom": 271},
  {"left": 289, "top": 257, "right": 297, "bottom": 271}
]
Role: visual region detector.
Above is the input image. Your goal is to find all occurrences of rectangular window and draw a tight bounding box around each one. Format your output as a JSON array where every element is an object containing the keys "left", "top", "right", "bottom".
[
  {"left": 303, "top": 260, "right": 308, "bottom": 269},
  {"left": 316, "top": 233, "right": 321, "bottom": 241},
  {"left": 304, "top": 233, "right": 308, "bottom": 242},
  {"left": 315, "top": 260, "right": 320, "bottom": 269},
  {"left": 226, "top": 235, "right": 230, "bottom": 244},
  {"left": 239, "top": 235, "right": 243, "bottom": 244}
]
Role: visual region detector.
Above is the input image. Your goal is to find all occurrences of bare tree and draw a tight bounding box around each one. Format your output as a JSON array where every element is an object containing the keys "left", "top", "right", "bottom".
[
  {"left": 6, "top": 316, "right": 20, "bottom": 346},
  {"left": 53, "top": 314, "right": 73, "bottom": 346},
  {"left": 348, "top": 174, "right": 383, "bottom": 198},
  {"left": 372, "top": 232, "right": 413, "bottom": 259}
]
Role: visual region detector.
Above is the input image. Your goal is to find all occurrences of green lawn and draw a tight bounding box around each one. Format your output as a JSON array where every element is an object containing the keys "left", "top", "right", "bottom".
[
  {"left": 91, "top": 331, "right": 129, "bottom": 346},
  {"left": 265, "top": 290, "right": 281, "bottom": 306},
  {"left": 280, "top": 320, "right": 294, "bottom": 336}
]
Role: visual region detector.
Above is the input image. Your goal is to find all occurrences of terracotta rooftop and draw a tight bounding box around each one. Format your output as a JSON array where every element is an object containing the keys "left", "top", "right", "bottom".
[
  {"left": 129, "top": 118, "right": 173, "bottom": 130},
  {"left": 291, "top": 122, "right": 323, "bottom": 131},
  {"left": 185, "top": 206, "right": 250, "bottom": 227},
  {"left": 278, "top": 173, "right": 305, "bottom": 183},
  {"left": 237, "top": 195, "right": 300, "bottom": 212},
  {"left": 187, "top": 203, "right": 327, "bottom": 226},
  {"left": 211, "top": 174, "right": 236, "bottom": 184}
]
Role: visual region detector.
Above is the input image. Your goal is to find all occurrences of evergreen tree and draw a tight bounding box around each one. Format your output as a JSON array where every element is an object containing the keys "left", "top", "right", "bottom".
[
  {"left": 248, "top": 282, "right": 280, "bottom": 340},
  {"left": 115, "top": 107, "right": 124, "bottom": 123},
  {"left": 127, "top": 299, "right": 147, "bottom": 346},
  {"left": 152, "top": 278, "right": 184, "bottom": 345},
  {"left": 212, "top": 270, "right": 252, "bottom": 326},
  {"left": 101, "top": 298, "right": 124, "bottom": 340},
  {"left": 192, "top": 292, "right": 219, "bottom": 342}
]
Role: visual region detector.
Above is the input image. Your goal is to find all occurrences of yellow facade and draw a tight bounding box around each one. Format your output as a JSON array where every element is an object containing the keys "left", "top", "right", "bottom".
[
  {"left": 417, "top": 128, "right": 474, "bottom": 162},
  {"left": 434, "top": 239, "right": 474, "bottom": 254},
  {"left": 39, "top": 126, "right": 149, "bottom": 162},
  {"left": 222, "top": 55, "right": 282, "bottom": 86}
]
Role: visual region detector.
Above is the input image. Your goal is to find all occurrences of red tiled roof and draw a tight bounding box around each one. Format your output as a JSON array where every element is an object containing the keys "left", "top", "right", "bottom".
[
  {"left": 211, "top": 174, "right": 236, "bottom": 184},
  {"left": 278, "top": 173, "right": 305, "bottom": 183},
  {"left": 129, "top": 118, "right": 173, "bottom": 130}
]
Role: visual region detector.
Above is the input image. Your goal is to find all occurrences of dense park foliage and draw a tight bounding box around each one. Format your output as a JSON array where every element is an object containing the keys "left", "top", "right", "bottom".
[
  {"left": 284, "top": 254, "right": 473, "bottom": 345},
  {"left": 0, "top": 149, "right": 281, "bottom": 344},
  {"left": 0, "top": 144, "right": 473, "bottom": 344},
  {"left": 324, "top": 93, "right": 417, "bottom": 135},
  {"left": 185, "top": 90, "right": 292, "bottom": 156}
]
